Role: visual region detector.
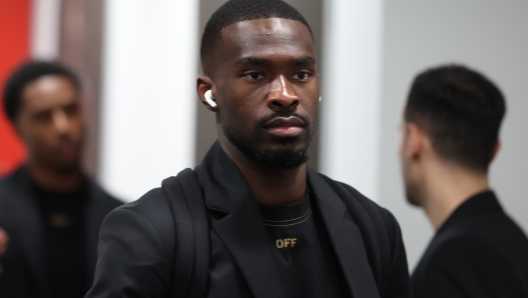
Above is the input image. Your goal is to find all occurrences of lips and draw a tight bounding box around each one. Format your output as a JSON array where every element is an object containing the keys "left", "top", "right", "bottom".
[{"left": 263, "top": 116, "right": 305, "bottom": 138}]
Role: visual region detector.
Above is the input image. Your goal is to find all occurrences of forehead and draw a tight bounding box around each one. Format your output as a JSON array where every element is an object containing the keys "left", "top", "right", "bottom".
[
  {"left": 213, "top": 18, "right": 315, "bottom": 65},
  {"left": 21, "top": 75, "right": 78, "bottom": 112}
]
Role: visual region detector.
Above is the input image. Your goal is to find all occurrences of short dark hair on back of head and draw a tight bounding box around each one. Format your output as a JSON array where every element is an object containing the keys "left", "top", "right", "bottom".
[
  {"left": 2, "top": 60, "right": 80, "bottom": 123},
  {"left": 404, "top": 65, "right": 506, "bottom": 172},
  {"left": 200, "top": 0, "right": 313, "bottom": 59}
]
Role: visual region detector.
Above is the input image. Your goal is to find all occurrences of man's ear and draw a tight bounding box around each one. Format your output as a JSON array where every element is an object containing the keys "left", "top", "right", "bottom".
[
  {"left": 197, "top": 75, "right": 217, "bottom": 112},
  {"left": 405, "top": 122, "right": 426, "bottom": 162}
]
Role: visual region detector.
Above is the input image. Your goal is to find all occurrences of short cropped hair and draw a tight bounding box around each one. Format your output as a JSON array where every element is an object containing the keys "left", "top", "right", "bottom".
[
  {"left": 2, "top": 61, "right": 80, "bottom": 123},
  {"left": 404, "top": 65, "right": 506, "bottom": 172},
  {"left": 201, "top": 0, "right": 313, "bottom": 59}
]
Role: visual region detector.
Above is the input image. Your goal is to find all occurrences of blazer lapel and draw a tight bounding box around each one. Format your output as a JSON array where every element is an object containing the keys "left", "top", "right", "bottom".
[
  {"left": 211, "top": 194, "right": 287, "bottom": 298},
  {"left": 308, "top": 168, "right": 380, "bottom": 298},
  {"left": 197, "top": 142, "right": 286, "bottom": 298}
]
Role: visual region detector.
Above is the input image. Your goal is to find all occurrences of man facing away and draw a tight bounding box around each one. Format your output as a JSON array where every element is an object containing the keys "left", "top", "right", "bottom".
[
  {"left": 399, "top": 65, "right": 528, "bottom": 297},
  {"left": 86, "top": 0, "right": 410, "bottom": 297},
  {"left": 0, "top": 61, "right": 122, "bottom": 298}
]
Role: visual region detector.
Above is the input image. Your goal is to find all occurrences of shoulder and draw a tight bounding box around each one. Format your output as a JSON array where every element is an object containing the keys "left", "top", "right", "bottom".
[
  {"left": 414, "top": 231, "right": 525, "bottom": 292},
  {"left": 421, "top": 229, "right": 522, "bottom": 270},
  {"left": 88, "top": 189, "right": 176, "bottom": 297},
  {"left": 422, "top": 232, "right": 495, "bottom": 266},
  {"left": 103, "top": 187, "right": 175, "bottom": 247},
  {"left": 0, "top": 169, "right": 29, "bottom": 221},
  {"left": 117, "top": 187, "right": 171, "bottom": 220},
  {"left": 0, "top": 168, "right": 23, "bottom": 198}
]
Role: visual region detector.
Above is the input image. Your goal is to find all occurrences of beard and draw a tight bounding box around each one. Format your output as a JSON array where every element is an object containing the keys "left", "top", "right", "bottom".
[
  {"left": 404, "top": 177, "right": 421, "bottom": 206},
  {"left": 401, "top": 159, "right": 422, "bottom": 206},
  {"left": 223, "top": 112, "right": 313, "bottom": 170}
]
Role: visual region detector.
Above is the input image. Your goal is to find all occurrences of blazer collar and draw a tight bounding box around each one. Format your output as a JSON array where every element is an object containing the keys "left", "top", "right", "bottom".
[
  {"left": 438, "top": 190, "right": 502, "bottom": 234},
  {"left": 196, "top": 142, "right": 379, "bottom": 297},
  {"left": 198, "top": 141, "right": 251, "bottom": 213}
]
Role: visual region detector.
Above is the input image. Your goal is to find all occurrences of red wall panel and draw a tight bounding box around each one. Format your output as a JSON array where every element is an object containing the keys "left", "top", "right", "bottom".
[{"left": 0, "top": 0, "right": 30, "bottom": 176}]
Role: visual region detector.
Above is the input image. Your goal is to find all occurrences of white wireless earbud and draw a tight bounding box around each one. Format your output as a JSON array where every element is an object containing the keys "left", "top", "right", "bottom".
[{"left": 204, "top": 90, "right": 217, "bottom": 108}]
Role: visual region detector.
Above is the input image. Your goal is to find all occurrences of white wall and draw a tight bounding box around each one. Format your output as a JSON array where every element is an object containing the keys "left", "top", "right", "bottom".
[
  {"left": 320, "top": 0, "right": 384, "bottom": 201},
  {"left": 98, "top": 0, "right": 200, "bottom": 201},
  {"left": 31, "top": 0, "right": 61, "bottom": 59},
  {"left": 379, "top": 0, "right": 528, "bottom": 269}
]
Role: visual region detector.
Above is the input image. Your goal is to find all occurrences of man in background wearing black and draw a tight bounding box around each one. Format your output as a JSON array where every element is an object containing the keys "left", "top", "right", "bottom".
[
  {"left": 0, "top": 61, "right": 122, "bottom": 298},
  {"left": 399, "top": 65, "right": 528, "bottom": 297}
]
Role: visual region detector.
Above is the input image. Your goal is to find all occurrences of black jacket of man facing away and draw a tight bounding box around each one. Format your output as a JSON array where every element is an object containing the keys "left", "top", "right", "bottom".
[
  {"left": 86, "top": 141, "right": 410, "bottom": 298},
  {"left": 0, "top": 166, "right": 122, "bottom": 298},
  {"left": 412, "top": 191, "right": 528, "bottom": 297}
]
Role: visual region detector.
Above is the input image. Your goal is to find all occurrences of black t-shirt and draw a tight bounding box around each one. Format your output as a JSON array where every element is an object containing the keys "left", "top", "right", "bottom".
[
  {"left": 32, "top": 181, "right": 88, "bottom": 298},
  {"left": 258, "top": 191, "right": 346, "bottom": 298}
]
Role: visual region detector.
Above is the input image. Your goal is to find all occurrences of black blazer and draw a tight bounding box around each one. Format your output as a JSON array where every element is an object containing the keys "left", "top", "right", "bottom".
[
  {"left": 412, "top": 191, "right": 528, "bottom": 297},
  {"left": 0, "top": 166, "right": 122, "bottom": 298},
  {"left": 87, "top": 142, "right": 410, "bottom": 298}
]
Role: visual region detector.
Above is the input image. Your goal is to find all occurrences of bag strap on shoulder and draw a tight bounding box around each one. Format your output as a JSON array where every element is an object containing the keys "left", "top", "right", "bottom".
[{"left": 162, "top": 168, "right": 210, "bottom": 298}]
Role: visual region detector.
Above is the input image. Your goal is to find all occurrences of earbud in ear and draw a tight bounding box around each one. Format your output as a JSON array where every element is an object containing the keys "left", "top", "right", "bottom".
[{"left": 204, "top": 90, "right": 217, "bottom": 108}]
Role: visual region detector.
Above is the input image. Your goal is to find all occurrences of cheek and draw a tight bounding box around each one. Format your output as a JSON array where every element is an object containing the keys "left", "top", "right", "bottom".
[
  {"left": 221, "top": 94, "right": 264, "bottom": 122},
  {"left": 71, "top": 117, "right": 85, "bottom": 137},
  {"left": 30, "top": 127, "right": 54, "bottom": 148},
  {"left": 398, "top": 139, "right": 405, "bottom": 161},
  {"left": 398, "top": 129, "right": 409, "bottom": 160},
  {"left": 309, "top": 98, "right": 320, "bottom": 115},
  {"left": 20, "top": 126, "right": 50, "bottom": 157},
  {"left": 399, "top": 140, "right": 413, "bottom": 179},
  {"left": 296, "top": 87, "right": 319, "bottom": 114}
]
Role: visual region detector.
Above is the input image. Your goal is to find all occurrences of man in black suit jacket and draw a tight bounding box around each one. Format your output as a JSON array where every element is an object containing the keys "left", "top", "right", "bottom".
[
  {"left": 86, "top": 0, "right": 410, "bottom": 297},
  {"left": 399, "top": 65, "right": 528, "bottom": 297},
  {"left": 0, "top": 61, "right": 122, "bottom": 298}
]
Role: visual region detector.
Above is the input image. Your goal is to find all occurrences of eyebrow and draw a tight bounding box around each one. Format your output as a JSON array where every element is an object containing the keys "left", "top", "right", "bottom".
[
  {"left": 235, "top": 56, "right": 316, "bottom": 66},
  {"left": 236, "top": 57, "right": 270, "bottom": 66},
  {"left": 293, "top": 56, "right": 316, "bottom": 66}
]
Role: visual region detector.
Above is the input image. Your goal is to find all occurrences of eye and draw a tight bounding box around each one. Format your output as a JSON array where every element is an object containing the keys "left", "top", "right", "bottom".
[
  {"left": 34, "top": 111, "right": 52, "bottom": 123},
  {"left": 244, "top": 72, "right": 264, "bottom": 80},
  {"left": 293, "top": 71, "right": 311, "bottom": 81},
  {"left": 64, "top": 103, "right": 79, "bottom": 116}
]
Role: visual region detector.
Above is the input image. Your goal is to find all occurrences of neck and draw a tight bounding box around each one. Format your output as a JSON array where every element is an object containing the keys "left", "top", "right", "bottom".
[
  {"left": 220, "top": 140, "right": 307, "bottom": 206},
  {"left": 28, "top": 160, "right": 83, "bottom": 192},
  {"left": 421, "top": 162, "right": 489, "bottom": 230}
]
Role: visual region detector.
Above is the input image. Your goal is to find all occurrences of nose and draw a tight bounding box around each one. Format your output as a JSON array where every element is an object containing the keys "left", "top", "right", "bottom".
[
  {"left": 52, "top": 110, "right": 70, "bottom": 134},
  {"left": 267, "top": 75, "right": 299, "bottom": 112}
]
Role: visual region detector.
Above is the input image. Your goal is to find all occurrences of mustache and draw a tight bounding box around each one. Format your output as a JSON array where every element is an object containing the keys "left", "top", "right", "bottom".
[{"left": 257, "top": 112, "right": 310, "bottom": 128}]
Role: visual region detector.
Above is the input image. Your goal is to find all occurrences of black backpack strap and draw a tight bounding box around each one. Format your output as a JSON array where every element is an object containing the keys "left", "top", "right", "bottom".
[
  {"left": 162, "top": 168, "right": 210, "bottom": 298},
  {"left": 176, "top": 169, "right": 210, "bottom": 298}
]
